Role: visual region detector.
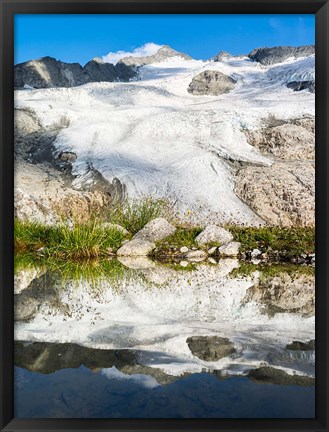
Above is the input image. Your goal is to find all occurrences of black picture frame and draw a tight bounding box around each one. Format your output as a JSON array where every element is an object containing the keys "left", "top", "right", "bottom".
[{"left": 1, "top": 1, "right": 328, "bottom": 431}]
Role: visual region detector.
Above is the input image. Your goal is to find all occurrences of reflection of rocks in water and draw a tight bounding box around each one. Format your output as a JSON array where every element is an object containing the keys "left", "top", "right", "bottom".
[
  {"left": 243, "top": 273, "right": 314, "bottom": 316},
  {"left": 286, "top": 340, "right": 315, "bottom": 351},
  {"left": 14, "top": 272, "right": 65, "bottom": 322},
  {"left": 14, "top": 268, "right": 45, "bottom": 294},
  {"left": 248, "top": 367, "right": 315, "bottom": 386},
  {"left": 15, "top": 341, "right": 135, "bottom": 374},
  {"left": 14, "top": 341, "right": 182, "bottom": 385},
  {"left": 187, "top": 336, "right": 236, "bottom": 361}
]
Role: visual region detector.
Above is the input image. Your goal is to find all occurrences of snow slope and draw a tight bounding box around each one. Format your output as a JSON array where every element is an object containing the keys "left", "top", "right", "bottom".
[{"left": 15, "top": 54, "right": 315, "bottom": 224}]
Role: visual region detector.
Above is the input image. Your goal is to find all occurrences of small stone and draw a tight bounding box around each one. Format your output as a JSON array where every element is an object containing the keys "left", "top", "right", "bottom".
[
  {"left": 180, "top": 246, "right": 189, "bottom": 254},
  {"left": 218, "top": 242, "right": 241, "bottom": 257},
  {"left": 180, "top": 261, "right": 189, "bottom": 267},
  {"left": 208, "top": 246, "right": 217, "bottom": 255}
]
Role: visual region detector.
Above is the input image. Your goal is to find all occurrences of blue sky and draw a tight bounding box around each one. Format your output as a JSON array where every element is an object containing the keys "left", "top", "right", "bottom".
[{"left": 14, "top": 14, "right": 315, "bottom": 65}]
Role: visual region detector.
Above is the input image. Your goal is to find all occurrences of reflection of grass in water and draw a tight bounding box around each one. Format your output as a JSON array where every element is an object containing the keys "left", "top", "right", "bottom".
[
  {"left": 230, "top": 261, "right": 315, "bottom": 279},
  {"left": 14, "top": 253, "right": 141, "bottom": 286}
]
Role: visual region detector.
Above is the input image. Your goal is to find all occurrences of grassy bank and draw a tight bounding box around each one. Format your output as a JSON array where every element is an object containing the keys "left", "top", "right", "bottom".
[
  {"left": 15, "top": 219, "right": 315, "bottom": 262},
  {"left": 227, "top": 225, "right": 314, "bottom": 257},
  {"left": 15, "top": 219, "right": 129, "bottom": 260}
]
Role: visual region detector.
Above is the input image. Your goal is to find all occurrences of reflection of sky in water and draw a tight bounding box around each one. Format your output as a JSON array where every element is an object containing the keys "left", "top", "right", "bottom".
[
  {"left": 15, "top": 366, "right": 315, "bottom": 419},
  {"left": 101, "top": 366, "right": 160, "bottom": 389}
]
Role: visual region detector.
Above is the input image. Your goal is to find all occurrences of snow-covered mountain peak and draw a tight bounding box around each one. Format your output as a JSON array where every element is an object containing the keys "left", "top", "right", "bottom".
[{"left": 118, "top": 44, "right": 192, "bottom": 67}]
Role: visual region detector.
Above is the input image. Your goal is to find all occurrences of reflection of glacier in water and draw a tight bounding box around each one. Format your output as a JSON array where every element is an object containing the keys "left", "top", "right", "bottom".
[
  {"left": 14, "top": 259, "right": 315, "bottom": 418},
  {"left": 14, "top": 259, "right": 315, "bottom": 377}
]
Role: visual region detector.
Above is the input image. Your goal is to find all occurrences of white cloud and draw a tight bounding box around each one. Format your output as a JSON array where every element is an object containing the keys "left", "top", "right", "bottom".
[{"left": 102, "top": 42, "right": 162, "bottom": 65}]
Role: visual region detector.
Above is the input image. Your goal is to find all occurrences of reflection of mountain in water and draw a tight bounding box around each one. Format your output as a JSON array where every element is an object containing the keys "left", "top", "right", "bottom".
[{"left": 14, "top": 260, "right": 315, "bottom": 378}]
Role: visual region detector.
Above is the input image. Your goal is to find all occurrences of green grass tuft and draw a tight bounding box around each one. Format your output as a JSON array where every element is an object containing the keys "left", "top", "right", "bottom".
[
  {"left": 108, "top": 197, "right": 171, "bottom": 234},
  {"left": 15, "top": 219, "right": 127, "bottom": 260}
]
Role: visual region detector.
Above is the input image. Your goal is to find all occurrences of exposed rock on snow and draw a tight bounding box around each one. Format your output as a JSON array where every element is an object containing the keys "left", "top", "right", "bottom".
[
  {"left": 286, "top": 340, "right": 315, "bottom": 351},
  {"left": 133, "top": 218, "right": 176, "bottom": 242},
  {"left": 15, "top": 162, "right": 112, "bottom": 224},
  {"left": 196, "top": 225, "right": 233, "bottom": 246},
  {"left": 187, "top": 336, "right": 236, "bottom": 361},
  {"left": 245, "top": 121, "right": 315, "bottom": 161},
  {"left": 218, "top": 242, "right": 241, "bottom": 257},
  {"left": 235, "top": 162, "right": 315, "bottom": 226},
  {"left": 117, "top": 238, "right": 155, "bottom": 256},
  {"left": 287, "top": 80, "right": 315, "bottom": 93},
  {"left": 248, "top": 45, "right": 315, "bottom": 65},
  {"left": 188, "top": 70, "right": 236, "bottom": 95},
  {"left": 212, "top": 51, "right": 232, "bottom": 62},
  {"left": 118, "top": 45, "right": 192, "bottom": 67}
]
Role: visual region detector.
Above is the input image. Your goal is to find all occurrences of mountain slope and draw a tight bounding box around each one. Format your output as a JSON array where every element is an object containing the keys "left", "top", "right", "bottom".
[{"left": 14, "top": 46, "right": 315, "bottom": 226}]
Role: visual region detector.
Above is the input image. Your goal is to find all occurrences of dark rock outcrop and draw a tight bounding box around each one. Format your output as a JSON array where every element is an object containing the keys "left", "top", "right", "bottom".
[
  {"left": 287, "top": 81, "right": 315, "bottom": 93},
  {"left": 286, "top": 340, "right": 315, "bottom": 351},
  {"left": 187, "top": 336, "right": 236, "bottom": 361},
  {"left": 188, "top": 70, "right": 236, "bottom": 96},
  {"left": 248, "top": 45, "right": 314, "bottom": 66},
  {"left": 14, "top": 56, "right": 136, "bottom": 89},
  {"left": 118, "top": 45, "right": 192, "bottom": 67}
]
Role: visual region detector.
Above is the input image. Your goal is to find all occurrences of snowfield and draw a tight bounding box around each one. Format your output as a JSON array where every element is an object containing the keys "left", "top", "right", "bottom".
[{"left": 15, "top": 54, "right": 315, "bottom": 224}]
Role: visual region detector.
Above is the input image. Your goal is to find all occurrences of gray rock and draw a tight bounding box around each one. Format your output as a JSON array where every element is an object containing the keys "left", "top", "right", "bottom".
[
  {"left": 196, "top": 225, "right": 233, "bottom": 246},
  {"left": 286, "top": 340, "right": 315, "bottom": 351},
  {"left": 188, "top": 70, "right": 236, "bottom": 96},
  {"left": 218, "top": 242, "right": 241, "bottom": 257},
  {"left": 212, "top": 51, "right": 232, "bottom": 62},
  {"left": 187, "top": 336, "right": 236, "bottom": 361},
  {"left": 133, "top": 218, "right": 176, "bottom": 242},
  {"left": 248, "top": 45, "right": 314, "bottom": 65},
  {"left": 180, "top": 261, "right": 189, "bottom": 267},
  {"left": 117, "top": 238, "right": 155, "bottom": 256},
  {"left": 118, "top": 45, "right": 192, "bottom": 67},
  {"left": 235, "top": 161, "right": 315, "bottom": 227},
  {"left": 287, "top": 81, "right": 315, "bottom": 93},
  {"left": 180, "top": 246, "right": 189, "bottom": 254},
  {"left": 245, "top": 121, "right": 315, "bottom": 161}
]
